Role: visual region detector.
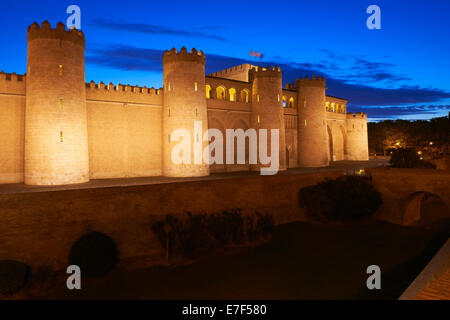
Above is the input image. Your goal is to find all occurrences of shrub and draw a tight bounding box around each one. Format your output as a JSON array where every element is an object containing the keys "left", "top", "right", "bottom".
[
  {"left": 0, "top": 260, "right": 31, "bottom": 295},
  {"left": 152, "top": 209, "right": 275, "bottom": 258},
  {"left": 298, "top": 176, "right": 382, "bottom": 221},
  {"left": 390, "top": 148, "right": 436, "bottom": 169},
  {"left": 152, "top": 214, "right": 183, "bottom": 256},
  {"left": 68, "top": 232, "right": 118, "bottom": 277}
]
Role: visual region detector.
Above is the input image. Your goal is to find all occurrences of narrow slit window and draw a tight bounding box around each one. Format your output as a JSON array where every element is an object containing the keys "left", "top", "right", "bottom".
[
  {"left": 195, "top": 82, "right": 198, "bottom": 91},
  {"left": 257, "top": 115, "right": 260, "bottom": 123},
  {"left": 304, "top": 120, "right": 307, "bottom": 127},
  {"left": 60, "top": 131, "right": 64, "bottom": 142},
  {"left": 59, "top": 65, "right": 63, "bottom": 76}
]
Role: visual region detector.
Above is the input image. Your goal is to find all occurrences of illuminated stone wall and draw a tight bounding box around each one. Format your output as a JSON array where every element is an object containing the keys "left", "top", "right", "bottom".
[
  {"left": 85, "top": 83, "right": 163, "bottom": 179},
  {"left": 297, "top": 77, "right": 329, "bottom": 167},
  {"left": 162, "top": 48, "right": 210, "bottom": 177},
  {"left": 345, "top": 112, "right": 369, "bottom": 160},
  {"left": 0, "top": 73, "right": 25, "bottom": 183},
  {"left": 25, "top": 21, "right": 90, "bottom": 185}
]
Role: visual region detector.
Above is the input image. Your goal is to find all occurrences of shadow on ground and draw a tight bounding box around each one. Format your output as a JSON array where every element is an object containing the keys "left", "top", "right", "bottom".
[{"left": 35, "top": 218, "right": 450, "bottom": 300}]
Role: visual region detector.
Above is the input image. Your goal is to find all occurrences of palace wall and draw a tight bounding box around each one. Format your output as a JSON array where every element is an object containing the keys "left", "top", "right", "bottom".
[
  {"left": 85, "top": 82, "right": 163, "bottom": 179},
  {"left": 0, "top": 73, "right": 25, "bottom": 184}
]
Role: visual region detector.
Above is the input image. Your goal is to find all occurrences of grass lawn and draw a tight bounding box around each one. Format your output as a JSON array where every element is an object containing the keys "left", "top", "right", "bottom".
[{"left": 37, "top": 219, "right": 450, "bottom": 300}]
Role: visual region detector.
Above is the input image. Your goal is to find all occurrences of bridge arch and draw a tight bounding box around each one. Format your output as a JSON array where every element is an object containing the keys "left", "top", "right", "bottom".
[{"left": 403, "top": 191, "right": 449, "bottom": 225}]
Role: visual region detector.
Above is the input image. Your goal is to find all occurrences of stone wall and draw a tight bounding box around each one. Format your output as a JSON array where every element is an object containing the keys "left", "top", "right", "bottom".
[{"left": 0, "top": 171, "right": 343, "bottom": 272}]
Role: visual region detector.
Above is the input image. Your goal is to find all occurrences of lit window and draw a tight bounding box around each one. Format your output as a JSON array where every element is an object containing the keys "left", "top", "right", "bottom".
[
  {"left": 257, "top": 95, "right": 260, "bottom": 102},
  {"left": 289, "top": 98, "right": 294, "bottom": 108},
  {"left": 277, "top": 94, "right": 280, "bottom": 102},
  {"left": 216, "top": 86, "right": 226, "bottom": 100},
  {"left": 304, "top": 120, "right": 307, "bottom": 127},
  {"left": 282, "top": 97, "right": 287, "bottom": 108},
  {"left": 206, "top": 85, "right": 211, "bottom": 99},
  {"left": 195, "top": 82, "right": 198, "bottom": 91},
  {"left": 59, "top": 65, "right": 63, "bottom": 76},
  {"left": 229, "top": 88, "right": 236, "bottom": 102},
  {"left": 241, "top": 90, "right": 249, "bottom": 103},
  {"left": 168, "top": 83, "right": 171, "bottom": 91},
  {"left": 257, "top": 115, "right": 260, "bottom": 123},
  {"left": 60, "top": 131, "right": 64, "bottom": 142}
]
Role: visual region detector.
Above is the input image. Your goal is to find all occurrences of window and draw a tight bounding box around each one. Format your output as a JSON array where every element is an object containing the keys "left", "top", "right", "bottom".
[
  {"left": 257, "top": 115, "right": 260, "bottom": 123},
  {"left": 282, "top": 96, "right": 287, "bottom": 108},
  {"left": 241, "top": 90, "right": 249, "bottom": 103},
  {"left": 216, "top": 86, "right": 226, "bottom": 100},
  {"left": 289, "top": 98, "right": 294, "bottom": 108},
  {"left": 229, "top": 88, "right": 236, "bottom": 102},
  {"left": 304, "top": 120, "right": 307, "bottom": 127},
  {"left": 278, "top": 94, "right": 280, "bottom": 102},
  {"left": 257, "top": 95, "right": 260, "bottom": 102},
  {"left": 206, "top": 85, "right": 211, "bottom": 99},
  {"left": 60, "top": 131, "right": 64, "bottom": 142},
  {"left": 304, "top": 100, "right": 307, "bottom": 108},
  {"left": 59, "top": 65, "right": 63, "bottom": 76},
  {"left": 195, "top": 82, "right": 198, "bottom": 91},
  {"left": 168, "top": 82, "right": 171, "bottom": 92}
]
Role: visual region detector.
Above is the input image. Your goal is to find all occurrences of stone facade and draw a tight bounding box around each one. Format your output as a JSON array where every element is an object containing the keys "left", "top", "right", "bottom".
[{"left": 0, "top": 21, "right": 369, "bottom": 186}]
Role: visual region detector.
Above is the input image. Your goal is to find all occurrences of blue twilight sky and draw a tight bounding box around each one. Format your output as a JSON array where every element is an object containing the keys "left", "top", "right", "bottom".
[{"left": 0, "top": 0, "right": 449, "bottom": 121}]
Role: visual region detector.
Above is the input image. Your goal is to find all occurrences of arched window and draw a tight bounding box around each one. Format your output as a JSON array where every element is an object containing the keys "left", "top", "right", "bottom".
[
  {"left": 325, "top": 101, "right": 330, "bottom": 111},
  {"left": 282, "top": 96, "right": 287, "bottom": 108},
  {"left": 229, "top": 88, "right": 236, "bottom": 102},
  {"left": 206, "top": 84, "right": 211, "bottom": 99},
  {"left": 240, "top": 89, "right": 249, "bottom": 103},
  {"left": 216, "top": 86, "right": 226, "bottom": 100},
  {"left": 330, "top": 102, "right": 335, "bottom": 113},
  {"left": 289, "top": 97, "right": 294, "bottom": 108}
]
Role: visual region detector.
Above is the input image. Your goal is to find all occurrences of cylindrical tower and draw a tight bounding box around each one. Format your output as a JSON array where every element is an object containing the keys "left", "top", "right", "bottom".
[
  {"left": 296, "top": 76, "right": 329, "bottom": 167},
  {"left": 250, "top": 66, "right": 286, "bottom": 173},
  {"left": 162, "top": 47, "right": 210, "bottom": 177},
  {"left": 25, "top": 21, "right": 89, "bottom": 185},
  {"left": 345, "top": 112, "right": 369, "bottom": 160}
]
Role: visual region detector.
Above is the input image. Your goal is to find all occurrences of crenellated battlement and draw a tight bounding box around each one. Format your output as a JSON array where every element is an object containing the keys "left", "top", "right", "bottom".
[
  {"left": 250, "top": 65, "right": 282, "bottom": 78},
  {"left": 0, "top": 71, "right": 25, "bottom": 82},
  {"left": 209, "top": 64, "right": 254, "bottom": 78},
  {"left": 285, "top": 83, "right": 296, "bottom": 90},
  {"left": 85, "top": 80, "right": 162, "bottom": 95},
  {"left": 27, "top": 21, "right": 85, "bottom": 48},
  {"left": 296, "top": 76, "right": 326, "bottom": 88},
  {"left": 0, "top": 71, "right": 26, "bottom": 94},
  {"left": 163, "top": 47, "right": 205, "bottom": 64},
  {"left": 346, "top": 112, "right": 367, "bottom": 119}
]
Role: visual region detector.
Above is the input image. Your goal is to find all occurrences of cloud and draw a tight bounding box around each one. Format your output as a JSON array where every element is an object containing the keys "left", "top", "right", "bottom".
[
  {"left": 85, "top": 44, "right": 450, "bottom": 119},
  {"left": 347, "top": 105, "right": 449, "bottom": 119},
  {"left": 90, "top": 19, "right": 232, "bottom": 42},
  {"left": 86, "top": 45, "right": 163, "bottom": 72}
]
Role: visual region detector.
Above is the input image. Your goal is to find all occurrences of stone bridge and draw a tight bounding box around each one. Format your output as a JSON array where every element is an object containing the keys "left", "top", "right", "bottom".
[{"left": 368, "top": 167, "right": 450, "bottom": 225}]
